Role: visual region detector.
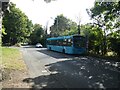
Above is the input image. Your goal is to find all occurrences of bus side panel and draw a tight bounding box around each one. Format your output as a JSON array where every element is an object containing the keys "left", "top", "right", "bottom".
[
  {"left": 64, "top": 47, "right": 86, "bottom": 54},
  {"left": 47, "top": 45, "right": 63, "bottom": 53},
  {"left": 47, "top": 45, "right": 51, "bottom": 50},
  {"left": 52, "top": 46, "right": 63, "bottom": 52},
  {"left": 64, "top": 46, "right": 74, "bottom": 54},
  {"left": 47, "top": 45, "right": 86, "bottom": 54},
  {"left": 73, "top": 47, "right": 86, "bottom": 54}
]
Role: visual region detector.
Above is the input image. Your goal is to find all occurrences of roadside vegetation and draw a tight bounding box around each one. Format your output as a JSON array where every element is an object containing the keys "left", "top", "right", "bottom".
[
  {"left": 1, "top": 47, "right": 27, "bottom": 81},
  {"left": 0, "top": 0, "right": 119, "bottom": 87},
  {"left": 2, "top": 47, "right": 25, "bottom": 70},
  {"left": 1, "top": 1, "right": 120, "bottom": 60}
]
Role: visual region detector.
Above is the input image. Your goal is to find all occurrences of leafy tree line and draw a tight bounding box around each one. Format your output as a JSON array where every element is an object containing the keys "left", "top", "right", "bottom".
[
  {"left": 2, "top": 2, "right": 44, "bottom": 46},
  {"left": 2, "top": 1, "right": 120, "bottom": 56},
  {"left": 49, "top": 1, "right": 120, "bottom": 56},
  {"left": 87, "top": 1, "right": 120, "bottom": 56}
]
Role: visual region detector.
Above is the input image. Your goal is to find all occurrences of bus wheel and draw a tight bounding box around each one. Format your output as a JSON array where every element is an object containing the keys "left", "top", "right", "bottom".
[{"left": 63, "top": 49, "right": 65, "bottom": 53}]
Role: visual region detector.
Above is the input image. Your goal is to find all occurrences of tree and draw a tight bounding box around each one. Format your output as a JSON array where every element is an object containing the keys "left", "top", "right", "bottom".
[
  {"left": 29, "top": 24, "right": 44, "bottom": 45},
  {"left": 1, "top": 25, "right": 7, "bottom": 37},
  {"left": 109, "top": 36, "right": 120, "bottom": 56},
  {"left": 62, "top": 23, "right": 78, "bottom": 36},
  {"left": 0, "top": 25, "right": 7, "bottom": 46},
  {"left": 50, "top": 14, "right": 77, "bottom": 36},
  {"left": 2, "top": 2, "right": 33, "bottom": 45},
  {"left": 87, "top": 1, "right": 120, "bottom": 55},
  {"left": 24, "top": 19, "right": 34, "bottom": 43},
  {"left": 81, "top": 23, "right": 103, "bottom": 54}
]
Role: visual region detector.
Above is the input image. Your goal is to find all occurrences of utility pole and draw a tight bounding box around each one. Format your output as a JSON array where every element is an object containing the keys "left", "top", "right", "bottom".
[
  {"left": 45, "top": 20, "right": 49, "bottom": 35},
  {"left": 76, "top": 13, "right": 81, "bottom": 35},
  {"left": 57, "top": 17, "right": 58, "bottom": 31},
  {"left": 78, "top": 24, "right": 80, "bottom": 35},
  {"left": 44, "top": 21, "right": 49, "bottom": 47}
]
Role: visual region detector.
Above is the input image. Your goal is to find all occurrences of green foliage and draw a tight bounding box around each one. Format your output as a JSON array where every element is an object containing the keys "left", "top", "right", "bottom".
[
  {"left": 107, "top": 30, "right": 120, "bottom": 56},
  {"left": 91, "top": 1, "right": 120, "bottom": 20},
  {"left": 29, "top": 24, "right": 44, "bottom": 45},
  {"left": 1, "top": 25, "right": 7, "bottom": 46},
  {"left": 2, "top": 2, "right": 33, "bottom": 46},
  {"left": 89, "top": 1, "right": 120, "bottom": 31},
  {"left": 87, "top": 1, "right": 120, "bottom": 55},
  {"left": 50, "top": 14, "right": 77, "bottom": 36},
  {"left": 109, "top": 37, "right": 120, "bottom": 56},
  {"left": 62, "top": 29, "right": 78, "bottom": 36},
  {"left": 80, "top": 23, "right": 104, "bottom": 54},
  {"left": 1, "top": 25, "right": 7, "bottom": 36}
]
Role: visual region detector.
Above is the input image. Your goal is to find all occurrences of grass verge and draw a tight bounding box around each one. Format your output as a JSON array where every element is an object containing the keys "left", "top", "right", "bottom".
[
  {"left": 2, "top": 47, "right": 26, "bottom": 70},
  {"left": 1, "top": 47, "right": 27, "bottom": 81}
]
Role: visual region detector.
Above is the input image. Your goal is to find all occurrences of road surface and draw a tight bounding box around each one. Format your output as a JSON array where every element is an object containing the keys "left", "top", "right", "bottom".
[{"left": 20, "top": 46, "right": 120, "bottom": 89}]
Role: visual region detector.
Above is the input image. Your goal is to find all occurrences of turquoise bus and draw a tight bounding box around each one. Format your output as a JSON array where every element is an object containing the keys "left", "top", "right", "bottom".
[{"left": 46, "top": 35, "right": 87, "bottom": 54}]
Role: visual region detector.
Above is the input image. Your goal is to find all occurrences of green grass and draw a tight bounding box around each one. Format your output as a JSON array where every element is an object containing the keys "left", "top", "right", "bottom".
[{"left": 2, "top": 47, "right": 26, "bottom": 70}]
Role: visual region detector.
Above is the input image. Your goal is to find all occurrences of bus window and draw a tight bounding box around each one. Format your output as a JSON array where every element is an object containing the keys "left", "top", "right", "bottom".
[
  {"left": 51, "top": 40, "right": 56, "bottom": 45},
  {"left": 63, "top": 39, "right": 67, "bottom": 46},
  {"left": 58, "top": 39, "right": 63, "bottom": 46},
  {"left": 67, "top": 38, "right": 73, "bottom": 46}
]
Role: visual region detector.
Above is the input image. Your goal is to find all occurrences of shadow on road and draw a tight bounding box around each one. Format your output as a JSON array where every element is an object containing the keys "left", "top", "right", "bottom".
[
  {"left": 23, "top": 57, "right": 120, "bottom": 89},
  {"left": 37, "top": 49, "right": 86, "bottom": 59},
  {"left": 23, "top": 74, "right": 64, "bottom": 89},
  {"left": 37, "top": 49, "right": 72, "bottom": 59}
]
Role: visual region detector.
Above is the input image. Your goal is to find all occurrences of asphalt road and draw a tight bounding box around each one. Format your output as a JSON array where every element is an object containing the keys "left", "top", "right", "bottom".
[{"left": 20, "top": 46, "right": 120, "bottom": 89}]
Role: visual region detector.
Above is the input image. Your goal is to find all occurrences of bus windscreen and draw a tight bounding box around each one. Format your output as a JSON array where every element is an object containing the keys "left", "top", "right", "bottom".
[{"left": 73, "top": 36, "right": 86, "bottom": 48}]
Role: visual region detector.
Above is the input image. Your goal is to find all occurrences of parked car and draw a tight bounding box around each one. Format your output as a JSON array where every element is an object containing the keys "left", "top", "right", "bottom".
[{"left": 35, "top": 43, "right": 43, "bottom": 48}]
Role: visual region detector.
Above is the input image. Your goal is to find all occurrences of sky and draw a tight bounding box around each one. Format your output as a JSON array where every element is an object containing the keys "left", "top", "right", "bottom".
[{"left": 10, "top": 0, "right": 95, "bottom": 28}]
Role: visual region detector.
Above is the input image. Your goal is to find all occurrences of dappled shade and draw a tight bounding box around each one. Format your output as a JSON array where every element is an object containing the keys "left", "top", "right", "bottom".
[{"left": 23, "top": 49, "right": 120, "bottom": 89}]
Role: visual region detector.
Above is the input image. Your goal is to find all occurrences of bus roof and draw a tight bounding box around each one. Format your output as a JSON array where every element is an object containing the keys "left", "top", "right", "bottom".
[{"left": 47, "top": 35, "right": 84, "bottom": 40}]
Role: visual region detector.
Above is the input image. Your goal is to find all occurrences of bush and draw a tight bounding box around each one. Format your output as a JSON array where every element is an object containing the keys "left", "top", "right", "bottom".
[{"left": 109, "top": 38, "right": 120, "bottom": 56}]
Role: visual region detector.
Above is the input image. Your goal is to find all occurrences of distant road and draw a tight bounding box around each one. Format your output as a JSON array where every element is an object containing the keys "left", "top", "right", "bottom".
[{"left": 20, "top": 46, "right": 120, "bottom": 89}]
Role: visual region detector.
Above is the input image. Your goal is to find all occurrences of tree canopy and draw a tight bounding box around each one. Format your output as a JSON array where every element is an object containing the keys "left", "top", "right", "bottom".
[
  {"left": 86, "top": 1, "right": 120, "bottom": 55},
  {"left": 29, "top": 24, "right": 44, "bottom": 45},
  {"left": 2, "top": 2, "right": 33, "bottom": 45},
  {"left": 50, "top": 14, "right": 77, "bottom": 37},
  {"left": 88, "top": 1, "right": 120, "bottom": 32}
]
